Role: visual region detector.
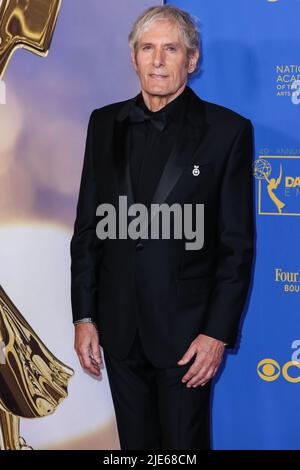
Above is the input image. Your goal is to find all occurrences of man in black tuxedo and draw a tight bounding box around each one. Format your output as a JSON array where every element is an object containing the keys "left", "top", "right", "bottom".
[{"left": 70, "top": 5, "right": 254, "bottom": 450}]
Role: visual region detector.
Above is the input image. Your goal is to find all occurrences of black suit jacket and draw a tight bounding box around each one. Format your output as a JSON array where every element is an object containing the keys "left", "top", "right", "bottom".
[{"left": 70, "top": 86, "right": 255, "bottom": 368}]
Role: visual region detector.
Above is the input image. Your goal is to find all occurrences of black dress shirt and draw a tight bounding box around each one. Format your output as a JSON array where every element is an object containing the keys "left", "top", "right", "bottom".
[{"left": 128, "top": 86, "right": 190, "bottom": 208}]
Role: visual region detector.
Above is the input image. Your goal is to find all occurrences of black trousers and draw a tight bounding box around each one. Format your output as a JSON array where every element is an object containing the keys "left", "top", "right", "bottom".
[{"left": 103, "top": 329, "right": 212, "bottom": 450}]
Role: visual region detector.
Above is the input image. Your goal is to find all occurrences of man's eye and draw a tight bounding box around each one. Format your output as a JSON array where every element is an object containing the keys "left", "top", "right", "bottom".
[
  {"left": 166, "top": 46, "right": 176, "bottom": 52},
  {"left": 142, "top": 45, "right": 152, "bottom": 50}
]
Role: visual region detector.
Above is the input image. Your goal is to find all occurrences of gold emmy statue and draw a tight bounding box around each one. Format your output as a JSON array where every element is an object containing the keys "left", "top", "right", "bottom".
[
  {"left": 0, "top": 285, "right": 74, "bottom": 450},
  {"left": 0, "top": 0, "right": 62, "bottom": 79},
  {"left": 265, "top": 163, "right": 286, "bottom": 214}
]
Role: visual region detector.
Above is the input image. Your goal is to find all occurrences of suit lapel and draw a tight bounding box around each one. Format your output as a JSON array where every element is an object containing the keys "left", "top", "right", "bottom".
[
  {"left": 113, "top": 100, "right": 135, "bottom": 208},
  {"left": 146, "top": 91, "right": 209, "bottom": 236},
  {"left": 151, "top": 118, "right": 208, "bottom": 206},
  {"left": 113, "top": 87, "right": 210, "bottom": 222}
]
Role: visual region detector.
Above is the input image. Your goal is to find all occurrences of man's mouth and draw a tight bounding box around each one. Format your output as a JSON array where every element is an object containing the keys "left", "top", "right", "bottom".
[{"left": 149, "top": 74, "right": 168, "bottom": 79}]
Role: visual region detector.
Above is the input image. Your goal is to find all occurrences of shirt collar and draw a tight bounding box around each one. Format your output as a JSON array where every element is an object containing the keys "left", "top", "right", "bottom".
[
  {"left": 136, "top": 85, "right": 189, "bottom": 124},
  {"left": 116, "top": 85, "right": 190, "bottom": 124}
]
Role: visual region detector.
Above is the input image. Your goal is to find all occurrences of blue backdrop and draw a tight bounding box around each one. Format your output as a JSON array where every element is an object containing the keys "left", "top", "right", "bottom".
[{"left": 166, "top": 0, "right": 300, "bottom": 450}]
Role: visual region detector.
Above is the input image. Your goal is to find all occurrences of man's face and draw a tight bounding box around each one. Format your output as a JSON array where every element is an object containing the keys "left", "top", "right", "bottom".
[{"left": 131, "top": 19, "right": 199, "bottom": 97}]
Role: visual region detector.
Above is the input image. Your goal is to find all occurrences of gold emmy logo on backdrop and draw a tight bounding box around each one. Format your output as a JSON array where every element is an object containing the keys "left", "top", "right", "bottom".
[
  {"left": 253, "top": 158, "right": 286, "bottom": 214},
  {"left": 0, "top": 0, "right": 62, "bottom": 80},
  {"left": 253, "top": 156, "right": 300, "bottom": 216},
  {"left": 0, "top": 285, "right": 74, "bottom": 450}
]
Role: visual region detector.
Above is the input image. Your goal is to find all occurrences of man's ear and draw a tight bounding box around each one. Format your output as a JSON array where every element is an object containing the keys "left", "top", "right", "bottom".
[
  {"left": 131, "top": 50, "right": 138, "bottom": 73},
  {"left": 188, "top": 49, "right": 200, "bottom": 74}
]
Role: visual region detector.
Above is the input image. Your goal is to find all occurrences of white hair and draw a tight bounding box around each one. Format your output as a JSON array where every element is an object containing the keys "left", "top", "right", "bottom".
[{"left": 128, "top": 5, "right": 201, "bottom": 73}]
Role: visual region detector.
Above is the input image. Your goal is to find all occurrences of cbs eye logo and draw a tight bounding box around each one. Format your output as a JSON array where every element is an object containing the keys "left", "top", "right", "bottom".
[{"left": 257, "top": 358, "right": 300, "bottom": 383}]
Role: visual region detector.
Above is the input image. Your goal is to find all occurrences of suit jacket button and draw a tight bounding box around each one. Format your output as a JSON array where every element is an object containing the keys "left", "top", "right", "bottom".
[{"left": 135, "top": 241, "right": 144, "bottom": 251}]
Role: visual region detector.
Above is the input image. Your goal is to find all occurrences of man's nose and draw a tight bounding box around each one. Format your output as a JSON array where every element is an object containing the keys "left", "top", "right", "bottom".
[{"left": 153, "top": 48, "right": 165, "bottom": 67}]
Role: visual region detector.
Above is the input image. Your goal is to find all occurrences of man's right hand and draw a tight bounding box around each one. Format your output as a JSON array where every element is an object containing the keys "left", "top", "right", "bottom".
[{"left": 74, "top": 323, "right": 102, "bottom": 377}]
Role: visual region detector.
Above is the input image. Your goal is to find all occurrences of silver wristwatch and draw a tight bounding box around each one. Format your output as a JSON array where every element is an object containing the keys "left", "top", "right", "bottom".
[{"left": 73, "top": 317, "right": 98, "bottom": 329}]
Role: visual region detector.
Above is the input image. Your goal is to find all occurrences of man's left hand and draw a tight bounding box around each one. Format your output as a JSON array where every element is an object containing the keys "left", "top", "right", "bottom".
[{"left": 177, "top": 334, "right": 225, "bottom": 388}]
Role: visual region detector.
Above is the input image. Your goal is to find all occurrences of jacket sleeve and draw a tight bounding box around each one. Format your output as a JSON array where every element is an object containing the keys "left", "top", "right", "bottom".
[
  {"left": 201, "top": 119, "right": 255, "bottom": 348},
  {"left": 70, "top": 110, "right": 103, "bottom": 323}
]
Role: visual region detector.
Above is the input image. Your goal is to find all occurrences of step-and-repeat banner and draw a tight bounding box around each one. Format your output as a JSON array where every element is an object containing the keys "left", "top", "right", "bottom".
[
  {"left": 0, "top": 0, "right": 160, "bottom": 450},
  {"left": 0, "top": 0, "right": 299, "bottom": 450},
  {"left": 166, "top": 0, "right": 300, "bottom": 450}
]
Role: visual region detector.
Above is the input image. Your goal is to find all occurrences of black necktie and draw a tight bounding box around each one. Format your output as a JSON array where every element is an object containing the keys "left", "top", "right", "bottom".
[{"left": 128, "top": 103, "right": 168, "bottom": 132}]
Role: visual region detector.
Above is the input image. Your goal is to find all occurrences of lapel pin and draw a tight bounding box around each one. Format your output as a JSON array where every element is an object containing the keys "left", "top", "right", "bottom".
[{"left": 192, "top": 165, "right": 200, "bottom": 176}]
